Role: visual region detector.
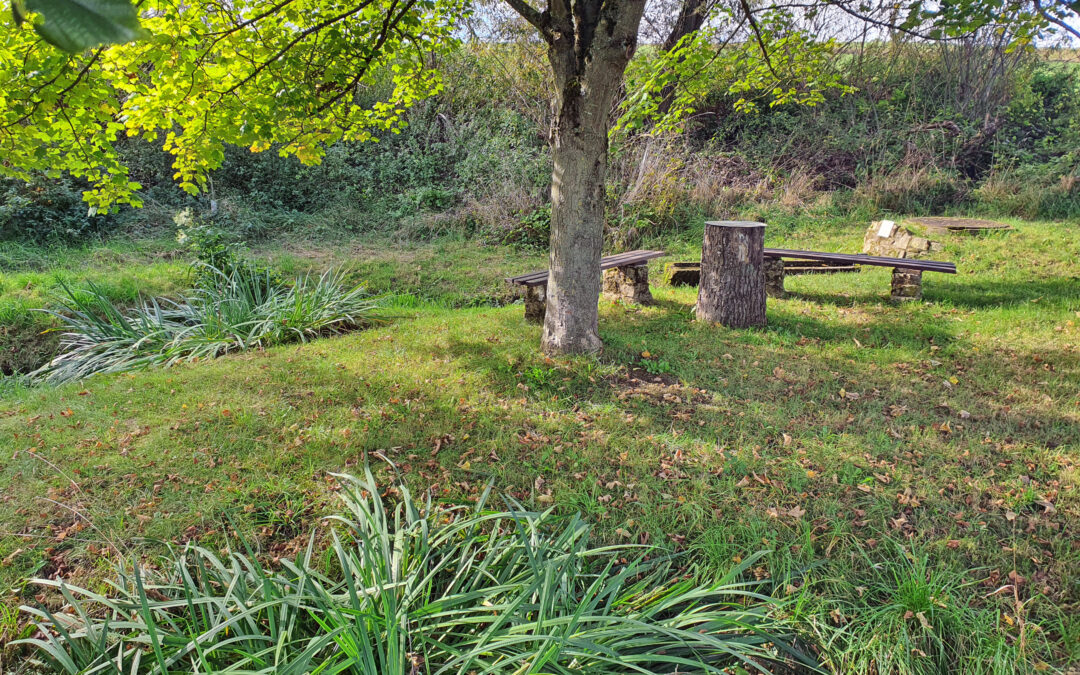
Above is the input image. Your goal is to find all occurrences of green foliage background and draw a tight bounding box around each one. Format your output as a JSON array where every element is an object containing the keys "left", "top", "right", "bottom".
[{"left": 2, "top": 44, "right": 1078, "bottom": 246}]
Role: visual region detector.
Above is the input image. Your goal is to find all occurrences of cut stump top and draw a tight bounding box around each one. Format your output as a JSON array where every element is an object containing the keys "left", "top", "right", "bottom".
[{"left": 705, "top": 220, "right": 766, "bottom": 228}]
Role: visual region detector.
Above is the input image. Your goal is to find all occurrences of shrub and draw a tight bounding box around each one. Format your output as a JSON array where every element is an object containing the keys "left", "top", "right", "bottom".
[
  {"left": 0, "top": 177, "right": 115, "bottom": 244},
  {"left": 32, "top": 265, "right": 380, "bottom": 385},
  {"left": 499, "top": 203, "right": 551, "bottom": 250},
  {"left": 16, "top": 470, "right": 813, "bottom": 673},
  {"left": 174, "top": 209, "right": 245, "bottom": 275}
]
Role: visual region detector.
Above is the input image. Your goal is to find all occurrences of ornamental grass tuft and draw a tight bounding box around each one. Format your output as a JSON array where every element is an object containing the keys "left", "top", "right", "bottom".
[
  {"left": 32, "top": 263, "right": 380, "bottom": 385},
  {"left": 17, "top": 469, "right": 813, "bottom": 673}
]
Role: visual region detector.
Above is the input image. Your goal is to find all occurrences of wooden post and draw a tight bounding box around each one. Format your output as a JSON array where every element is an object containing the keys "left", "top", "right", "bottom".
[{"left": 695, "top": 221, "right": 766, "bottom": 328}]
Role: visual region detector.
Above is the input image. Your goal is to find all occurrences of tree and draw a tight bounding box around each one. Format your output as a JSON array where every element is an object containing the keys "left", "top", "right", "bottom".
[
  {"left": 3, "top": 0, "right": 1075, "bottom": 354},
  {"left": 501, "top": 0, "right": 645, "bottom": 353}
]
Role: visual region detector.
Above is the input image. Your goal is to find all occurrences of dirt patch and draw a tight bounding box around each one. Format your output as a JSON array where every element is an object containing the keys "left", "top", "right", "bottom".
[
  {"left": 609, "top": 367, "right": 711, "bottom": 408},
  {"left": 0, "top": 316, "right": 59, "bottom": 376}
]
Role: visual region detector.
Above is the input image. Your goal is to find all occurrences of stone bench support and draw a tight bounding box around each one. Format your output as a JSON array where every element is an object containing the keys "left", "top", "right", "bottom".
[
  {"left": 525, "top": 264, "right": 653, "bottom": 324},
  {"left": 603, "top": 264, "right": 654, "bottom": 306},
  {"left": 891, "top": 267, "right": 923, "bottom": 302},
  {"left": 764, "top": 257, "right": 787, "bottom": 299},
  {"left": 524, "top": 285, "right": 546, "bottom": 324}
]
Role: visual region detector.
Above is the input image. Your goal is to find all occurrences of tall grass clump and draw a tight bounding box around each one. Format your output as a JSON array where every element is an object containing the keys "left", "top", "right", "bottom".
[
  {"left": 813, "top": 544, "right": 1047, "bottom": 675},
  {"left": 16, "top": 470, "right": 813, "bottom": 673},
  {"left": 32, "top": 264, "right": 379, "bottom": 385}
]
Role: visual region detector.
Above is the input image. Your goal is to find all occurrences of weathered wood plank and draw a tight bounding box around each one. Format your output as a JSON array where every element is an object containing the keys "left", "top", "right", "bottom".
[
  {"left": 507, "top": 250, "right": 666, "bottom": 287},
  {"left": 764, "top": 248, "right": 956, "bottom": 273}
]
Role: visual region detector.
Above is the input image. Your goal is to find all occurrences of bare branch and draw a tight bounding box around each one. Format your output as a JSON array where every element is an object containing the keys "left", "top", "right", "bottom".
[
  {"left": 825, "top": 0, "right": 968, "bottom": 41},
  {"left": 503, "top": 0, "right": 548, "bottom": 37},
  {"left": 1034, "top": 0, "right": 1080, "bottom": 41}
]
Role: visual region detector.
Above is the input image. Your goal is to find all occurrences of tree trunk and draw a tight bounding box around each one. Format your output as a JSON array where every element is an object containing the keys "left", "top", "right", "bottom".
[
  {"left": 543, "top": 100, "right": 609, "bottom": 353},
  {"left": 504, "top": 0, "right": 645, "bottom": 354},
  {"left": 540, "top": 0, "right": 645, "bottom": 354},
  {"left": 695, "top": 220, "right": 766, "bottom": 328}
]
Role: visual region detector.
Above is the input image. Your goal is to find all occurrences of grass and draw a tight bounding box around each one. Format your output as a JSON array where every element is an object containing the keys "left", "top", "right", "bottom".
[
  {"left": 16, "top": 469, "right": 808, "bottom": 673},
  {"left": 0, "top": 237, "right": 189, "bottom": 378},
  {"left": 0, "top": 216, "right": 1077, "bottom": 671}
]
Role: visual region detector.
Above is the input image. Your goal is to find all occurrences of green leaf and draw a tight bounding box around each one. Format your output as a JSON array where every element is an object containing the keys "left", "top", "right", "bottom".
[{"left": 20, "top": 0, "right": 146, "bottom": 52}]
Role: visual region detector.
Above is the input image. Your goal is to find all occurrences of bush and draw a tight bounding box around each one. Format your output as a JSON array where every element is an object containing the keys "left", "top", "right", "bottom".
[
  {"left": 0, "top": 177, "right": 115, "bottom": 244},
  {"left": 499, "top": 203, "right": 550, "bottom": 249},
  {"left": 32, "top": 264, "right": 380, "bottom": 385},
  {"left": 16, "top": 469, "right": 812, "bottom": 673}
]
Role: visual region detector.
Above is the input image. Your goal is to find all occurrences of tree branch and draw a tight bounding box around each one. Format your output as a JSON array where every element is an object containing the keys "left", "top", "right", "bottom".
[
  {"left": 217, "top": 0, "right": 379, "bottom": 97},
  {"left": 737, "top": 0, "right": 781, "bottom": 81},
  {"left": 1034, "top": 0, "right": 1080, "bottom": 41},
  {"left": 503, "top": 0, "right": 548, "bottom": 38},
  {"left": 826, "top": 0, "right": 968, "bottom": 41}
]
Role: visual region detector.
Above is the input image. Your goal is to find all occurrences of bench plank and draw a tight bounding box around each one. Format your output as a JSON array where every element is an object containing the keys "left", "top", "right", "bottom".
[
  {"left": 507, "top": 250, "right": 666, "bottom": 287},
  {"left": 764, "top": 248, "right": 956, "bottom": 274}
]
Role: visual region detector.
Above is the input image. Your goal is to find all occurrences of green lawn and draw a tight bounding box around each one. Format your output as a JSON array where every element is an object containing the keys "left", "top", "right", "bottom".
[{"left": 1, "top": 217, "right": 1078, "bottom": 671}]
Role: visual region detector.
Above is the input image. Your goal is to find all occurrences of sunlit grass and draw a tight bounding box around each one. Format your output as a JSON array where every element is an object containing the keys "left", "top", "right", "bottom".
[{"left": 1, "top": 217, "right": 1077, "bottom": 670}]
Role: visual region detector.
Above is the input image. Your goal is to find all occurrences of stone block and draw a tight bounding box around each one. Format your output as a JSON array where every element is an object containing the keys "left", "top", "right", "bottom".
[
  {"left": 891, "top": 268, "right": 923, "bottom": 302},
  {"left": 764, "top": 257, "right": 787, "bottom": 298},
  {"left": 524, "top": 285, "right": 546, "bottom": 323},
  {"left": 863, "top": 221, "right": 942, "bottom": 260},
  {"left": 665, "top": 262, "right": 701, "bottom": 286},
  {"left": 603, "top": 264, "right": 653, "bottom": 305}
]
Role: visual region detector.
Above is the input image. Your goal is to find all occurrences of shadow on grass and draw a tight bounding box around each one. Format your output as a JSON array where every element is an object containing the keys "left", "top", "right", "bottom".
[{"left": 926, "top": 275, "right": 1080, "bottom": 309}]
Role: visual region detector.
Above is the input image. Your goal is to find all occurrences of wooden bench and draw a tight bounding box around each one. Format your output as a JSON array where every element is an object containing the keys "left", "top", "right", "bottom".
[
  {"left": 507, "top": 249, "right": 666, "bottom": 323},
  {"left": 762, "top": 248, "right": 957, "bottom": 301}
]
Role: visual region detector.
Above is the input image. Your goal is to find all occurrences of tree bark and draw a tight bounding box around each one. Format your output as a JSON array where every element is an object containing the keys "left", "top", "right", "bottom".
[
  {"left": 503, "top": 0, "right": 646, "bottom": 354},
  {"left": 695, "top": 221, "right": 767, "bottom": 328},
  {"left": 543, "top": 94, "right": 610, "bottom": 353}
]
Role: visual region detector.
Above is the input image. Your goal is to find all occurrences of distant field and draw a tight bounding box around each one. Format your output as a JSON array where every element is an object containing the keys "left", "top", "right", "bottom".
[
  {"left": 1, "top": 217, "right": 1078, "bottom": 671},
  {"left": 1042, "top": 47, "right": 1080, "bottom": 63}
]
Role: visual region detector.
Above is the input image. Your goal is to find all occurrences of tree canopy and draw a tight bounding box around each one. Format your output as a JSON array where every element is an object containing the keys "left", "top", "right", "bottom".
[
  {"left": 4, "top": 0, "right": 1075, "bottom": 211},
  {"left": 2, "top": 0, "right": 463, "bottom": 210}
]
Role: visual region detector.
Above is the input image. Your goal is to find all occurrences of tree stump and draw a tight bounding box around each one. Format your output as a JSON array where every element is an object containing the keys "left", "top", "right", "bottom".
[
  {"left": 695, "top": 221, "right": 766, "bottom": 328},
  {"left": 603, "top": 264, "right": 653, "bottom": 305}
]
